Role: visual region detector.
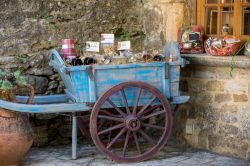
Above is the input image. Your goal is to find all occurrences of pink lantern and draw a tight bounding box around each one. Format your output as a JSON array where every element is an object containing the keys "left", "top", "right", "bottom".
[{"left": 60, "top": 39, "right": 77, "bottom": 60}]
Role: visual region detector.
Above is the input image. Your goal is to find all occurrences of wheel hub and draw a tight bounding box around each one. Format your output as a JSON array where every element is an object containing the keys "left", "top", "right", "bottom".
[{"left": 125, "top": 116, "right": 141, "bottom": 131}]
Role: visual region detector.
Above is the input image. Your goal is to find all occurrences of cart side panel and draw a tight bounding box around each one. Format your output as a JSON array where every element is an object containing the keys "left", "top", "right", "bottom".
[
  {"left": 70, "top": 70, "right": 90, "bottom": 103},
  {"left": 168, "top": 63, "right": 181, "bottom": 97},
  {"left": 50, "top": 49, "right": 76, "bottom": 98},
  {"left": 68, "top": 63, "right": 170, "bottom": 104},
  {"left": 94, "top": 64, "right": 170, "bottom": 106}
]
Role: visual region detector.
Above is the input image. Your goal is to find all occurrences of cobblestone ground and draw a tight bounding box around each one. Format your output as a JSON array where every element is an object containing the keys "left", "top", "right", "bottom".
[{"left": 22, "top": 140, "right": 249, "bottom": 166}]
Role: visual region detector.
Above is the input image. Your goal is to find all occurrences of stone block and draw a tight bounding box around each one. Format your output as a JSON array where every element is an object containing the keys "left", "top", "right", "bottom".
[
  {"left": 180, "top": 79, "right": 188, "bottom": 92},
  {"left": 33, "top": 126, "right": 48, "bottom": 138},
  {"left": 225, "top": 80, "right": 248, "bottom": 93},
  {"left": 196, "top": 105, "right": 220, "bottom": 121},
  {"left": 239, "top": 106, "right": 250, "bottom": 139},
  {"left": 27, "top": 75, "right": 49, "bottom": 94},
  {"left": 198, "top": 130, "right": 208, "bottom": 149},
  {"left": 58, "top": 124, "right": 72, "bottom": 138},
  {"left": 188, "top": 79, "right": 206, "bottom": 92},
  {"left": 180, "top": 67, "right": 191, "bottom": 77},
  {"left": 196, "top": 119, "right": 217, "bottom": 132},
  {"left": 220, "top": 113, "right": 238, "bottom": 124},
  {"left": 220, "top": 104, "right": 238, "bottom": 114},
  {"left": 48, "top": 81, "right": 59, "bottom": 90},
  {"left": 218, "top": 124, "right": 239, "bottom": 136},
  {"left": 194, "top": 92, "right": 214, "bottom": 104},
  {"left": 208, "top": 135, "right": 249, "bottom": 159},
  {"left": 206, "top": 80, "right": 224, "bottom": 91},
  {"left": 233, "top": 94, "right": 248, "bottom": 102},
  {"left": 214, "top": 93, "right": 232, "bottom": 103}
]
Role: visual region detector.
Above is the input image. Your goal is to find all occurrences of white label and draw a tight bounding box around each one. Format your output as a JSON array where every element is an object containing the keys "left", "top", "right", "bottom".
[
  {"left": 86, "top": 42, "right": 100, "bottom": 52},
  {"left": 101, "top": 34, "right": 115, "bottom": 44},
  {"left": 62, "top": 44, "right": 74, "bottom": 49},
  {"left": 117, "top": 41, "right": 131, "bottom": 50}
]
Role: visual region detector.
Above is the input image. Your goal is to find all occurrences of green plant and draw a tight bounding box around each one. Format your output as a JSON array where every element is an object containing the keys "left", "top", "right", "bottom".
[
  {"left": 15, "top": 53, "right": 27, "bottom": 63},
  {"left": 119, "top": 32, "right": 131, "bottom": 41},
  {"left": 0, "top": 69, "right": 27, "bottom": 92},
  {"left": 230, "top": 43, "right": 246, "bottom": 77}
]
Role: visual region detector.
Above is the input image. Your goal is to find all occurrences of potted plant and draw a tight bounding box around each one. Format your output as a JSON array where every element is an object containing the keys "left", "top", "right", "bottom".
[{"left": 0, "top": 69, "right": 34, "bottom": 166}]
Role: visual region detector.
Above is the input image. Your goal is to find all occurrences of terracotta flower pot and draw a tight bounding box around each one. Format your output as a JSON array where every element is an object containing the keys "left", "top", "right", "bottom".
[{"left": 0, "top": 84, "right": 34, "bottom": 166}]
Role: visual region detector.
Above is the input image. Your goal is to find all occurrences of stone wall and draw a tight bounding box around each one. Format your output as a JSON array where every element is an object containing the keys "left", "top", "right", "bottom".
[
  {"left": 174, "top": 55, "right": 250, "bottom": 160},
  {"left": 0, "top": 0, "right": 194, "bottom": 146}
]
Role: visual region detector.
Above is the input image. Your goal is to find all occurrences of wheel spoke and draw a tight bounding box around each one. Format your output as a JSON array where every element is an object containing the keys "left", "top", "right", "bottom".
[
  {"left": 107, "top": 98, "right": 126, "bottom": 117},
  {"left": 133, "top": 132, "right": 141, "bottom": 154},
  {"left": 107, "top": 128, "right": 127, "bottom": 149},
  {"left": 142, "top": 122, "right": 165, "bottom": 130},
  {"left": 100, "top": 109, "right": 121, "bottom": 117},
  {"left": 98, "top": 115, "right": 124, "bottom": 122},
  {"left": 137, "top": 96, "right": 156, "bottom": 116},
  {"left": 120, "top": 89, "right": 130, "bottom": 114},
  {"left": 98, "top": 120, "right": 105, "bottom": 131},
  {"left": 138, "top": 129, "right": 155, "bottom": 145},
  {"left": 98, "top": 123, "right": 125, "bottom": 135},
  {"left": 108, "top": 122, "right": 112, "bottom": 144},
  {"left": 140, "top": 110, "right": 166, "bottom": 120},
  {"left": 132, "top": 88, "right": 142, "bottom": 116},
  {"left": 122, "top": 131, "right": 131, "bottom": 157},
  {"left": 138, "top": 105, "right": 158, "bottom": 117}
]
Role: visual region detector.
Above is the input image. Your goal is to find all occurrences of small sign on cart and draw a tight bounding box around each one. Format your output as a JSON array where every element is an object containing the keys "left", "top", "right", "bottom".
[
  {"left": 86, "top": 42, "right": 100, "bottom": 52},
  {"left": 101, "top": 34, "right": 115, "bottom": 44},
  {"left": 117, "top": 41, "right": 131, "bottom": 51}
]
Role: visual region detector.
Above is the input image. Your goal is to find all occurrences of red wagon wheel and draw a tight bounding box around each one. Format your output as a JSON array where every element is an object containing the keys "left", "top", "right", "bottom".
[{"left": 90, "top": 81, "right": 172, "bottom": 163}]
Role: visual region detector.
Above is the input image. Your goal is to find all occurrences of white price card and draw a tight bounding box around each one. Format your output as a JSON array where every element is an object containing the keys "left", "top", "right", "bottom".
[
  {"left": 101, "top": 34, "right": 115, "bottom": 44},
  {"left": 86, "top": 42, "right": 100, "bottom": 52},
  {"left": 117, "top": 41, "right": 131, "bottom": 50}
]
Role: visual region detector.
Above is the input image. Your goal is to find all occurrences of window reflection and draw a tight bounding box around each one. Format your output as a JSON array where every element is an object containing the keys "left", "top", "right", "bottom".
[
  {"left": 221, "top": 7, "right": 234, "bottom": 35},
  {"left": 206, "top": 0, "right": 218, "bottom": 4},
  {"left": 206, "top": 7, "right": 218, "bottom": 35},
  {"left": 243, "top": 7, "right": 250, "bottom": 35},
  {"left": 221, "top": 0, "right": 234, "bottom": 3}
]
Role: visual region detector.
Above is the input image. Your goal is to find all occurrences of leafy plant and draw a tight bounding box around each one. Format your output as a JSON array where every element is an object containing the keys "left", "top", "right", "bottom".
[
  {"left": 230, "top": 43, "right": 246, "bottom": 77},
  {"left": 119, "top": 32, "right": 131, "bottom": 41},
  {"left": 15, "top": 53, "right": 27, "bottom": 63},
  {"left": 0, "top": 69, "right": 27, "bottom": 92}
]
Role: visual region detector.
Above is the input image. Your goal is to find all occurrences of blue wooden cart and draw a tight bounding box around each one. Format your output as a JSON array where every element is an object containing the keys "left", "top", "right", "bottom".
[{"left": 0, "top": 43, "right": 189, "bottom": 163}]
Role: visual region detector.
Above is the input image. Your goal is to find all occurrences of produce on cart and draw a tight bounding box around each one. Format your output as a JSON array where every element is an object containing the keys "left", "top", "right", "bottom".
[{"left": 0, "top": 40, "right": 189, "bottom": 163}]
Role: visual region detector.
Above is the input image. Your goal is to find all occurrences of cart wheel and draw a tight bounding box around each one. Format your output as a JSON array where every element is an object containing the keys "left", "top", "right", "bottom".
[
  {"left": 77, "top": 112, "right": 92, "bottom": 141},
  {"left": 90, "top": 81, "right": 172, "bottom": 163}
]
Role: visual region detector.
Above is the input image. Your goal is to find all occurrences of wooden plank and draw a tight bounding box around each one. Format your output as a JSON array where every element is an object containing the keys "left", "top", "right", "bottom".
[
  {"left": 0, "top": 100, "right": 91, "bottom": 113},
  {"left": 169, "top": 64, "right": 180, "bottom": 82},
  {"left": 170, "top": 82, "right": 180, "bottom": 97},
  {"left": 16, "top": 95, "right": 68, "bottom": 104}
]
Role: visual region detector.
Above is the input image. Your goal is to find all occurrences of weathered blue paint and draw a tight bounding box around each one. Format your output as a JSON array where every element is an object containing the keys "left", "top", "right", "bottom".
[
  {"left": 16, "top": 95, "right": 69, "bottom": 104},
  {"left": 0, "top": 99, "right": 90, "bottom": 113},
  {"left": 50, "top": 47, "right": 189, "bottom": 105},
  {"left": 0, "top": 42, "right": 189, "bottom": 114}
]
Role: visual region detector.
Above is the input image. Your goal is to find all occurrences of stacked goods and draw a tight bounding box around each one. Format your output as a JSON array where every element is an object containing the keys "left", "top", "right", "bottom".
[{"left": 60, "top": 35, "right": 180, "bottom": 66}]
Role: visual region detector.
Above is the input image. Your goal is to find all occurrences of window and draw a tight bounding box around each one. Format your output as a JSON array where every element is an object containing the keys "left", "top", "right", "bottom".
[{"left": 197, "top": 0, "right": 250, "bottom": 41}]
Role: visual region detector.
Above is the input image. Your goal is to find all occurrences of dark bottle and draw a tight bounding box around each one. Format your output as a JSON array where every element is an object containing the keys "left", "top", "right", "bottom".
[
  {"left": 83, "top": 57, "right": 96, "bottom": 65},
  {"left": 71, "top": 56, "right": 83, "bottom": 66},
  {"left": 153, "top": 55, "right": 164, "bottom": 62}
]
